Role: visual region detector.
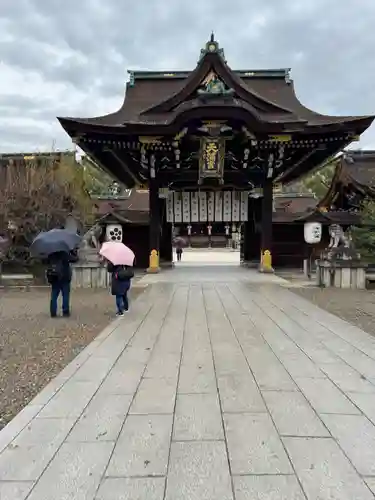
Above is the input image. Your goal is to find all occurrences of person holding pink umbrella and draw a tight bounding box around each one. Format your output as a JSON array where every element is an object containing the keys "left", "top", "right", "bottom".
[{"left": 99, "top": 242, "right": 135, "bottom": 316}]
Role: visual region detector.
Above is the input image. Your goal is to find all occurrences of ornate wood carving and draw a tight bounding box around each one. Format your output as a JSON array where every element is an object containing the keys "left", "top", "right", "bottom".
[{"left": 197, "top": 71, "right": 234, "bottom": 100}]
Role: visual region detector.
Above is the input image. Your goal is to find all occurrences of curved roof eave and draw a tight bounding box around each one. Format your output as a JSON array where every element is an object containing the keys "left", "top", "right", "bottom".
[
  {"left": 340, "top": 153, "right": 375, "bottom": 194},
  {"left": 58, "top": 111, "right": 374, "bottom": 138},
  {"left": 277, "top": 140, "right": 350, "bottom": 184},
  {"left": 318, "top": 149, "right": 375, "bottom": 209},
  {"left": 306, "top": 115, "right": 374, "bottom": 131},
  {"left": 56, "top": 54, "right": 375, "bottom": 135},
  {"left": 276, "top": 78, "right": 375, "bottom": 127}
]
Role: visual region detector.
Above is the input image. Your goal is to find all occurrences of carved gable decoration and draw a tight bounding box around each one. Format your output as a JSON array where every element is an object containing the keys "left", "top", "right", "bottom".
[{"left": 197, "top": 70, "right": 234, "bottom": 100}]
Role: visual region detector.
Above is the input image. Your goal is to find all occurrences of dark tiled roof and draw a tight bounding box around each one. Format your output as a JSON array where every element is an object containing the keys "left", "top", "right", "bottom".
[
  {"left": 97, "top": 210, "right": 149, "bottom": 225},
  {"left": 93, "top": 189, "right": 357, "bottom": 225},
  {"left": 273, "top": 209, "right": 359, "bottom": 224},
  {"left": 0, "top": 151, "right": 74, "bottom": 170},
  {"left": 318, "top": 150, "right": 375, "bottom": 208},
  {"left": 340, "top": 150, "right": 375, "bottom": 188},
  {"left": 94, "top": 190, "right": 149, "bottom": 215},
  {"left": 57, "top": 40, "right": 374, "bottom": 189},
  {"left": 58, "top": 49, "right": 373, "bottom": 131},
  {"left": 274, "top": 193, "right": 317, "bottom": 213},
  {"left": 113, "top": 74, "right": 369, "bottom": 127},
  {"left": 59, "top": 74, "right": 372, "bottom": 130},
  {"left": 0, "top": 151, "right": 74, "bottom": 160},
  {"left": 94, "top": 190, "right": 317, "bottom": 218}
]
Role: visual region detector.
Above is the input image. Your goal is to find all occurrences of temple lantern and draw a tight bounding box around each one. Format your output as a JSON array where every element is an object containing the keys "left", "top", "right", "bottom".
[
  {"left": 105, "top": 224, "right": 123, "bottom": 242},
  {"left": 304, "top": 222, "right": 322, "bottom": 244}
]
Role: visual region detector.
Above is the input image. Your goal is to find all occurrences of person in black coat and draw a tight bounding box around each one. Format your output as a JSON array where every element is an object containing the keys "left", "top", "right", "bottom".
[
  {"left": 46, "top": 251, "right": 75, "bottom": 317},
  {"left": 107, "top": 262, "right": 134, "bottom": 316},
  {"left": 176, "top": 246, "right": 183, "bottom": 261}
]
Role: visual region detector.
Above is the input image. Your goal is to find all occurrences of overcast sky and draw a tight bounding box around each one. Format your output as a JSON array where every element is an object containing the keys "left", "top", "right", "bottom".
[{"left": 1, "top": 0, "right": 375, "bottom": 153}]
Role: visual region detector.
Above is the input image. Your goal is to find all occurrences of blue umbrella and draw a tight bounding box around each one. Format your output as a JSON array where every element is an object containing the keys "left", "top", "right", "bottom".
[{"left": 30, "top": 229, "right": 81, "bottom": 258}]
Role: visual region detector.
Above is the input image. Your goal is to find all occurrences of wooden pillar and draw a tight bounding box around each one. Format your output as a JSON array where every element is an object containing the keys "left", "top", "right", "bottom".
[
  {"left": 241, "top": 221, "right": 250, "bottom": 265},
  {"left": 241, "top": 200, "right": 252, "bottom": 265},
  {"left": 259, "top": 179, "right": 274, "bottom": 272},
  {"left": 147, "top": 154, "right": 160, "bottom": 273},
  {"left": 159, "top": 199, "right": 173, "bottom": 266}
]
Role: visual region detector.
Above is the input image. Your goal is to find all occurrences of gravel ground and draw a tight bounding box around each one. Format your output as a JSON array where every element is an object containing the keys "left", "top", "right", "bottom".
[
  {"left": 0, "top": 286, "right": 144, "bottom": 430},
  {"left": 291, "top": 286, "right": 375, "bottom": 337}
]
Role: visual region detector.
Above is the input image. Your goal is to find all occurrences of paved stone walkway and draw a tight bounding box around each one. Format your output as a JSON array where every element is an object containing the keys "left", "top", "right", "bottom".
[{"left": 2, "top": 264, "right": 375, "bottom": 499}]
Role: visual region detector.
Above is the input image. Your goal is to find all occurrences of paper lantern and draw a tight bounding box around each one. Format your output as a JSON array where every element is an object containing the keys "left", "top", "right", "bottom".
[{"left": 304, "top": 222, "right": 322, "bottom": 244}]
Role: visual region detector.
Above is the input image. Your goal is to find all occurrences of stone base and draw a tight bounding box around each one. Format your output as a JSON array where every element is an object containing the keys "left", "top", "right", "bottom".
[
  {"left": 160, "top": 260, "right": 174, "bottom": 268},
  {"left": 316, "top": 260, "right": 367, "bottom": 289},
  {"left": 303, "top": 259, "right": 309, "bottom": 276},
  {"left": 258, "top": 264, "right": 275, "bottom": 274},
  {"left": 71, "top": 263, "right": 109, "bottom": 288},
  {"left": 0, "top": 274, "right": 35, "bottom": 288},
  {"left": 147, "top": 266, "right": 161, "bottom": 274},
  {"left": 240, "top": 260, "right": 259, "bottom": 268}
]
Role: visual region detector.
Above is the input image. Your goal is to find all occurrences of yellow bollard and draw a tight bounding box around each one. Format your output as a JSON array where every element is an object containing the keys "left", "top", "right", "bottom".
[
  {"left": 147, "top": 249, "right": 160, "bottom": 273},
  {"left": 260, "top": 249, "right": 274, "bottom": 273}
]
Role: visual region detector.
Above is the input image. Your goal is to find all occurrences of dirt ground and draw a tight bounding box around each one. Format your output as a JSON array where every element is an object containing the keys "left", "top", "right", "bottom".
[
  {"left": 0, "top": 286, "right": 144, "bottom": 430},
  {"left": 292, "top": 286, "right": 375, "bottom": 338}
]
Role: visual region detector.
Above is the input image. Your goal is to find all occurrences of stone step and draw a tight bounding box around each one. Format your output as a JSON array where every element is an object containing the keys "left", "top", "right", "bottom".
[{"left": 0, "top": 274, "right": 36, "bottom": 288}]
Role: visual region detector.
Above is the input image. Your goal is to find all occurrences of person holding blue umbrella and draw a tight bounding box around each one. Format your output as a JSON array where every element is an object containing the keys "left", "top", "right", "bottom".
[{"left": 30, "top": 229, "right": 81, "bottom": 317}]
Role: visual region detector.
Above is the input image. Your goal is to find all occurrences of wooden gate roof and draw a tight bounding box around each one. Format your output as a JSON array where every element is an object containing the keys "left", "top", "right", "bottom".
[
  {"left": 58, "top": 35, "right": 374, "bottom": 187},
  {"left": 59, "top": 59, "right": 373, "bottom": 134}
]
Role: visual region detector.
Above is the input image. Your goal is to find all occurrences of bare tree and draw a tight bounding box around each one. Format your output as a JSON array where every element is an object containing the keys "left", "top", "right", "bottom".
[{"left": 0, "top": 154, "right": 93, "bottom": 266}]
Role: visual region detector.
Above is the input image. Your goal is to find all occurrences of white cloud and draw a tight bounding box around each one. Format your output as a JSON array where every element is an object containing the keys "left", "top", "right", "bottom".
[{"left": 0, "top": 0, "right": 374, "bottom": 153}]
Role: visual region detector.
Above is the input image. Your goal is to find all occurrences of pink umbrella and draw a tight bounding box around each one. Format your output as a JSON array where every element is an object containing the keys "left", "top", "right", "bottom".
[{"left": 99, "top": 242, "right": 135, "bottom": 266}]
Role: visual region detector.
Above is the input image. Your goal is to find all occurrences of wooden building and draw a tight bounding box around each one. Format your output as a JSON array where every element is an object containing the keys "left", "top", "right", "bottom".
[
  {"left": 0, "top": 151, "right": 75, "bottom": 187},
  {"left": 58, "top": 35, "right": 374, "bottom": 271},
  {"left": 92, "top": 188, "right": 359, "bottom": 269},
  {"left": 319, "top": 150, "right": 375, "bottom": 211},
  {"left": 92, "top": 190, "right": 151, "bottom": 268}
]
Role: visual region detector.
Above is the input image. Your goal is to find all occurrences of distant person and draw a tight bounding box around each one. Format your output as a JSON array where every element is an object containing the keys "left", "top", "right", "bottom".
[
  {"left": 107, "top": 263, "right": 134, "bottom": 316},
  {"left": 46, "top": 250, "right": 75, "bottom": 318},
  {"left": 176, "top": 246, "right": 183, "bottom": 261}
]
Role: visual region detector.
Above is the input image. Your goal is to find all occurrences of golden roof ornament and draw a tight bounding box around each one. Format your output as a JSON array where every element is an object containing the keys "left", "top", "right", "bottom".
[{"left": 198, "top": 32, "right": 226, "bottom": 62}]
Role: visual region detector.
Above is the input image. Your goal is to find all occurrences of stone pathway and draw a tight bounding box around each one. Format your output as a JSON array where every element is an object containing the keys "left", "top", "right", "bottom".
[{"left": 1, "top": 264, "right": 375, "bottom": 498}]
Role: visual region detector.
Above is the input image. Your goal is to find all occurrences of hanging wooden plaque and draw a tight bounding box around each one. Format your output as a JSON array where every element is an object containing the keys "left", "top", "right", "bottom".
[{"left": 199, "top": 137, "right": 225, "bottom": 182}]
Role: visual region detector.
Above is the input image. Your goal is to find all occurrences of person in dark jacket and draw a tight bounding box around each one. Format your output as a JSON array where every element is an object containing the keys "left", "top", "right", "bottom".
[
  {"left": 107, "top": 262, "right": 134, "bottom": 316},
  {"left": 176, "top": 246, "right": 183, "bottom": 261},
  {"left": 46, "top": 251, "right": 73, "bottom": 318}
]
